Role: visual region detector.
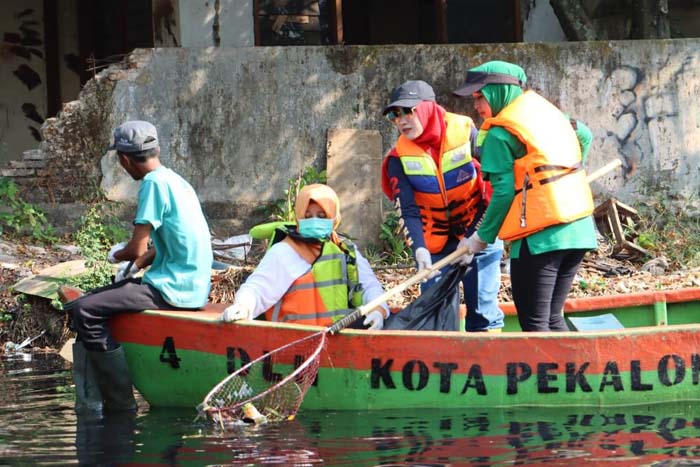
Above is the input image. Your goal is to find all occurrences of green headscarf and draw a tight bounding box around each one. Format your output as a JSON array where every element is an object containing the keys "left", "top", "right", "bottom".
[{"left": 470, "top": 61, "right": 527, "bottom": 116}]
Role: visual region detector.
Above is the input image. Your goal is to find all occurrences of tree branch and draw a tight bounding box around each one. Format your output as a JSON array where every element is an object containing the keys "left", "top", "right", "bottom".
[{"left": 550, "top": 0, "right": 605, "bottom": 41}]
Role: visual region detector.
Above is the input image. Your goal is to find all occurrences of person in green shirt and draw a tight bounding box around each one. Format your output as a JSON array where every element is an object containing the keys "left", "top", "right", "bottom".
[
  {"left": 67, "top": 121, "right": 213, "bottom": 412},
  {"left": 453, "top": 61, "right": 598, "bottom": 332}
]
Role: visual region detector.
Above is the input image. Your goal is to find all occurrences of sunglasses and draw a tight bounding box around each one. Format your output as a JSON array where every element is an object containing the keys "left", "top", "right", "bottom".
[{"left": 385, "top": 107, "right": 416, "bottom": 122}]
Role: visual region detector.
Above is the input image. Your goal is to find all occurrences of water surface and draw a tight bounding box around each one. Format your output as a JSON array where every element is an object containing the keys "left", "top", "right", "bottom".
[{"left": 2, "top": 352, "right": 700, "bottom": 466}]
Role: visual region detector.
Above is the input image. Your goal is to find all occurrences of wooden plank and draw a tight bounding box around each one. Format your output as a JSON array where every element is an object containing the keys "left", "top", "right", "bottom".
[
  {"left": 329, "top": 0, "right": 343, "bottom": 44},
  {"left": 12, "top": 260, "right": 87, "bottom": 300},
  {"left": 326, "top": 129, "right": 383, "bottom": 249},
  {"left": 607, "top": 200, "right": 626, "bottom": 246},
  {"left": 434, "top": 0, "right": 448, "bottom": 43},
  {"left": 254, "top": 0, "right": 261, "bottom": 45}
]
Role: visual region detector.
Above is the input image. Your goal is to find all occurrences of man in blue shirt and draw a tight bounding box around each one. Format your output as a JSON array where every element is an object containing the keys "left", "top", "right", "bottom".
[{"left": 69, "top": 121, "right": 212, "bottom": 412}]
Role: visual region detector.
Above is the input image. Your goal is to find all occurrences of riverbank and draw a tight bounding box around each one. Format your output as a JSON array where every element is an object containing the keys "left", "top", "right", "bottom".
[{"left": 2, "top": 237, "right": 700, "bottom": 354}]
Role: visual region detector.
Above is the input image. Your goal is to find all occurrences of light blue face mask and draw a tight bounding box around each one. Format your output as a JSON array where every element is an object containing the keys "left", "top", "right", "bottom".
[{"left": 298, "top": 217, "right": 334, "bottom": 239}]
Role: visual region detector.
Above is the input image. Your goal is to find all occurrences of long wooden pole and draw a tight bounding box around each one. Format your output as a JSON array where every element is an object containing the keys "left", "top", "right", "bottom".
[{"left": 587, "top": 159, "right": 623, "bottom": 183}]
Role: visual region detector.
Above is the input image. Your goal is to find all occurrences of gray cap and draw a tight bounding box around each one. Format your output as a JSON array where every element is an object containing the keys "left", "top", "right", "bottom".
[
  {"left": 109, "top": 120, "right": 159, "bottom": 153},
  {"left": 383, "top": 80, "right": 436, "bottom": 115}
]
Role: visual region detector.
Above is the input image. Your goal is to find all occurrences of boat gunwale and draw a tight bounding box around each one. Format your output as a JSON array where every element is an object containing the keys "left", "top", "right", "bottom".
[
  {"left": 499, "top": 286, "right": 700, "bottom": 314},
  {"left": 136, "top": 309, "right": 700, "bottom": 339}
]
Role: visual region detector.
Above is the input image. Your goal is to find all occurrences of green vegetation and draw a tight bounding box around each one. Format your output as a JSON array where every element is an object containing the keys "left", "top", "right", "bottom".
[
  {"left": 577, "top": 277, "right": 606, "bottom": 292},
  {"left": 366, "top": 211, "right": 412, "bottom": 266},
  {"left": 628, "top": 198, "right": 700, "bottom": 269},
  {"left": 267, "top": 166, "right": 327, "bottom": 222},
  {"left": 378, "top": 211, "right": 412, "bottom": 265},
  {"left": 67, "top": 203, "right": 130, "bottom": 292},
  {"left": 0, "top": 177, "right": 57, "bottom": 244}
]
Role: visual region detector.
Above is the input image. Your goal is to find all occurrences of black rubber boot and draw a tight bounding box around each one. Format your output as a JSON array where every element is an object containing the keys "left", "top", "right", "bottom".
[
  {"left": 87, "top": 346, "right": 137, "bottom": 412},
  {"left": 72, "top": 341, "right": 103, "bottom": 413}
]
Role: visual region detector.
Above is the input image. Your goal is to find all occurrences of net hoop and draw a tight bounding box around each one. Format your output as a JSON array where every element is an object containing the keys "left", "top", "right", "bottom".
[{"left": 200, "top": 330, "right": 326, "bottom": 420}]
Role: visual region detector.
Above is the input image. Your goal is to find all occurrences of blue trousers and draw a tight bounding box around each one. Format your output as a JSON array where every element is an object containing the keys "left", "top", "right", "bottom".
[{"left": 420, "top": 237, "right": 504, "bottom": 331}]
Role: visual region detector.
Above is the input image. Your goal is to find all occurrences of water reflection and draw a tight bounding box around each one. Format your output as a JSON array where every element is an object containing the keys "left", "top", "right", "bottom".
[{"left": 2, "top": 352, "right": 700, "bottom": 466}]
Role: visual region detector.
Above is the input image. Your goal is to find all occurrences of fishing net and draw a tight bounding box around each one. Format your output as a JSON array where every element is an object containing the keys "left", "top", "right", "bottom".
[{"left": 199, "top": 331, "right": 326, "bottom": 427}]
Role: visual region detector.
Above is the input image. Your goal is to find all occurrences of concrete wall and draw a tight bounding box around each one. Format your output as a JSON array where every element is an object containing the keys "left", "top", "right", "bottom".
[{"left": 35, "top": 39, "right": 700, "bottom": 240}]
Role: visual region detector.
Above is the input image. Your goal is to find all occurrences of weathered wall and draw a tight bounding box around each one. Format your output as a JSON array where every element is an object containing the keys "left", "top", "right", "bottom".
[
  {"left": 0, "top": 1, "right": 45, "bottom": 165},
  {"left": 34, "top": 40, "right": 700, "bottom": 238}
]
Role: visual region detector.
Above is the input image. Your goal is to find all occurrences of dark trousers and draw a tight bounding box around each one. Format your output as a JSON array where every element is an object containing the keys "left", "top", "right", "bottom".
[
  {"left": 421, "top": 236, "right": 504, "bottom": 331},
  {"left": 510, "top": 240, "right": 587, "bottom": 332},
  {"left": 71, "top": 278, "right": 192, "bottom": 352}
]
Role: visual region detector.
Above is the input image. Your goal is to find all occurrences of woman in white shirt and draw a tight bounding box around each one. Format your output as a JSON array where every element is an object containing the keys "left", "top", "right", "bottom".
[{"left": 220, "top": 184, "right": 389, "bottom": 329}]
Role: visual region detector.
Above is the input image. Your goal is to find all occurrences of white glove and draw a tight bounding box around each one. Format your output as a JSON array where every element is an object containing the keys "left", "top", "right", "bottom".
[
  {"left": 221, "top": 302, "right": 252, "bottom": 322},
  {"left": 114, "top": 261, "right": 140, "bottom": 282},
  {"left": 107, "top": 242, "right": 128, "bottom": 264},
  {"left": 415, "top": 247, "right": 440, "bottom": 280},
  {"left": 456, "top": 238, "right": 475, "bottom": 266},
  {"left": 363, "top": 308, "right": 386, "bottom": 330},
  {"left": 465, "top": 232, "right": 488, "bottom": 254},
  {"left": 457, "top": 232, "right": 488, "bottom": 265}
]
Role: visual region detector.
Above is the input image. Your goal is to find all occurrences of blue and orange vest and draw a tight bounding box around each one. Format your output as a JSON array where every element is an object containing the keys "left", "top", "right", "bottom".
[
  {"left": 393, "top": 112, "right": 484, "bottom": 253},
  {"left": 481, "top": 91, "right": 594, "bottom": 241}
]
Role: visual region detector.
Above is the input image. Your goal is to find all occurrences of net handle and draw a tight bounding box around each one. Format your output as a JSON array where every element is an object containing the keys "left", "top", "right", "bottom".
[{"left": 328, "top": 245, "right": 470, "bottom": 334}]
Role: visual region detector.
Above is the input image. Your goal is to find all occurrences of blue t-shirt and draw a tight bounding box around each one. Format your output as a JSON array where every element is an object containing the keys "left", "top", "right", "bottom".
[{"left": 135, "top": 166, "right": 212, "bottom": 308}]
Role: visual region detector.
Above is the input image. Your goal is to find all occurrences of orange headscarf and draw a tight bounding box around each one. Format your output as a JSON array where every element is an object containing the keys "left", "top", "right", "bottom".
[
  {"left": 285, "top": 184, "right": 343, "bottom": 263},
  {"left": 294, "top": 184, "right": 342, "bottom": 231}
]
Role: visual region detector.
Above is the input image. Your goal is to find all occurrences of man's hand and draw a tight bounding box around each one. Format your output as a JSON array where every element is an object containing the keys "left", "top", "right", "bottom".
[
  {"left": 107, "top": 242, "right": 128, "bottom": 264},
  {"left": 115, "top": 261, "right": 140, "bottom": 282},
  {"left": 221, "top": 302, "right": 252, "bottom": 322},
  {"left": 363, "top": 308, "right": 386, "bottom": 330},
  {"left": 415, "top": 247, "right": 440, "bottom": 280}
]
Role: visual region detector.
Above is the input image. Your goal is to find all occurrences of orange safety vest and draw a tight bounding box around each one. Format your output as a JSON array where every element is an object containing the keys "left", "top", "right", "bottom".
[
  {"left": 481, "top": 91, "right": 594, "bottom": 241},
  {"left": 264, "top": 233, "right": 362, "bottom": 326},
  {"left": 395, "top": 113, "right": 484, "bottom": 254}
]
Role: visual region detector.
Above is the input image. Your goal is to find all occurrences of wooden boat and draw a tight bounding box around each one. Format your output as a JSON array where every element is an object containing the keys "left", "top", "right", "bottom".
[
  {"left": 113, "top": 288, "right": 700, "bottom": 410},
  {"left": 13, "top": 262, "right": 700, "bottom": 411}
]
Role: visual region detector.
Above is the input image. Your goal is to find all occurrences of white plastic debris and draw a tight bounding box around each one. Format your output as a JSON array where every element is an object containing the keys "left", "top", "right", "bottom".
[{"left": 212, "top": 234, "right": 252, "bottom": 261}]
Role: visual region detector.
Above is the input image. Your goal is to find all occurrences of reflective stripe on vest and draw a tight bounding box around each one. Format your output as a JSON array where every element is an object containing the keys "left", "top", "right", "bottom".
[
  {"left": 395, "top": 112, "right": 483, "bottom": 253},
  {"left": 265, "top": 239, "right": 362, "bottom": 326},
  {"left": 481, "top": 91, "right": 594, "bottom": 241}
]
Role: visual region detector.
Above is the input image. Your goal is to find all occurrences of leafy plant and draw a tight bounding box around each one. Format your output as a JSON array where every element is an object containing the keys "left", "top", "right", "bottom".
[
  {"left": 376, "top": 211, "right": 412, "bottom": 265},
  {"left": 0, "top": 177, "right": 57, "bottom": 244},
  {"left": 268, "top": 166, "right": 327, "bottom": 222},
  {"left": 630, "top": 196, "right": 700, "bottom": 269},
  {"left": 68, "top": 203, "right": 130, "bottom": 291}
]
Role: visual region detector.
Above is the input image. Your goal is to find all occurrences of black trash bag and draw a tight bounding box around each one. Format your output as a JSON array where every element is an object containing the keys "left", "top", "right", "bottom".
[{"left": 384, "top": 264, "right": 467, "bottom": 331}]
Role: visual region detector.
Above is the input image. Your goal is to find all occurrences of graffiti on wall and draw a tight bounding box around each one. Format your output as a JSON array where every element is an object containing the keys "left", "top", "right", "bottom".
[
  {"left": 0, "top": 7, "right": 44, "bottom": 143},
  {"left": 596, "top": 55, "right": 700, "bottom": 202}
]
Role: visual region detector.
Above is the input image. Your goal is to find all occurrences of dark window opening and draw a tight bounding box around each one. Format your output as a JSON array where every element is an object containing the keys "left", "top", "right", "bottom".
[
  {"left": 77, "top": 0, "right": 154, "bottom": 85},
  {"left": 342, "top": 0, "right": 520, "bottom": 45}
]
